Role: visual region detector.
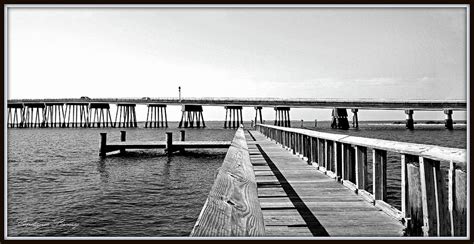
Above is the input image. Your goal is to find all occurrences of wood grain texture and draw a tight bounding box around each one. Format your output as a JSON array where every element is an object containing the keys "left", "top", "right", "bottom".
[{"left": 190, "top": 127, "right": 265, "bottom": 237}]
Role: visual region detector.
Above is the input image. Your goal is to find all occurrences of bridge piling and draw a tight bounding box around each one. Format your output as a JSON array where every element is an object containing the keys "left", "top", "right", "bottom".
[
  {"left": 179, "top": 105, "right": 205, "bottom": 128},
  {"left": 331, "top": 108, "right": 350, "bottom": 130},
  {"left": 444, "top": 110, "right": 453, "bottom": 130},
  {"left": 254, "top": 106, "right": 263, "bottom": 125},
  {"left": 44, "top": 103, "right": 65, "bottom": 128},
  {"left": 351, "top": 108, "right": 359, "bottom": 128},
  {"left": 24, "top": 103, "right": 46, "bottom": 128},
  {"left": 7, "top": 103, "right": 24, "bottom": 128},
  {"left": 89, "top": 103, "right": 113, "bottom": 128},
  {"left": 114, "top": 104, "right": 137, "bottom": 128},
  {"left": 224, "top": 106, "right": 243, "bottom": 129},
  {"left": 405, "top": 110, "right": 414, "bottom": 130},
  {"left": 145, "top": 104, "right": 168, "bottom": 128},
  {"left": 274, "top": 106, "right": 290, "bottom": 127}
]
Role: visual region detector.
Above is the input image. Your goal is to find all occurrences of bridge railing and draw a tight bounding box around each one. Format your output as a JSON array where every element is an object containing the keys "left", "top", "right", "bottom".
[
  {"left": 190, "top": 126, "right": 265, "bottom": 237},
  {"left": 256, "top": 124, "right": 467, "bottom": 237}
]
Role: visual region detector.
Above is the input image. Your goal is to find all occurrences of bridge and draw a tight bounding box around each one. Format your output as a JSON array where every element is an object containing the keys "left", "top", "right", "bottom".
[
  {"left": 7, "top": 97, "right": 466, "bottom": 130},
  {"left": 190, "top": 125, "right": 467, "bottom": 237}
]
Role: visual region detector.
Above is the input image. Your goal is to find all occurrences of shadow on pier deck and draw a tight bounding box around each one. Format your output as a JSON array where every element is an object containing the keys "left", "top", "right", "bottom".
[{"left": 247, "top": 130, "right": 404, "bottom": 237}]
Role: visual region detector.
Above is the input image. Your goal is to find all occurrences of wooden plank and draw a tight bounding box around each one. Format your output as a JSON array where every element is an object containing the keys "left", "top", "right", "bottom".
[{"left": 190, "top": 128, "right": 264, "bottom": 237}]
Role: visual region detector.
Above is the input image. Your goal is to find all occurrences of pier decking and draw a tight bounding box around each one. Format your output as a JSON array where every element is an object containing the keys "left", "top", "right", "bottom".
[
  {"left": 246, "top": 130, "right": 404, "bottom": 237},
  {"left": 192, "top": 126, "right": 466, "bottom": 237}
]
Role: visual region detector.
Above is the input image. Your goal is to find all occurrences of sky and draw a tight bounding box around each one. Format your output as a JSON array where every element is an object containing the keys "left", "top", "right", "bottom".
[{"left": 6, "top": 6, "right": 468, "bottom": 121}]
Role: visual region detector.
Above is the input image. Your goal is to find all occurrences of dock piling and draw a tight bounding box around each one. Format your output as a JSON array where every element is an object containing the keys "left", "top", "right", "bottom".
[
  {"left": 120, "top": 131, "right": 126, "bottom": 154},
  {"left": 444, "top": 109, "right": 453, "bottom": 130},
  {"left": 100, "top": 133, "right": 107, "bottom": 157},
  {"left": 405, "top": 110, "right": 415, "bottom": 130},
  {"left": 166, "top": 132, "right": 173, "bottom": 155}
]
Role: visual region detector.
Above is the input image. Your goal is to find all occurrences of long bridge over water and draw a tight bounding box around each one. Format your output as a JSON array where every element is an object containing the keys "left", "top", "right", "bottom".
[{"left": 7, "top": 97, "right": 466, "bottom": 130}]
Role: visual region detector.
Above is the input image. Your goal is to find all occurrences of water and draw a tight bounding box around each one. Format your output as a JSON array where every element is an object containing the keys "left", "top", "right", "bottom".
[{"left": 7, "top": 121, "right": 466, "bottom": 237}]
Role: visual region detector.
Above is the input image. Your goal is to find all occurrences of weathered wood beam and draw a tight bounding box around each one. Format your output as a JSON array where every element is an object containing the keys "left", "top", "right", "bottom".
[{"left": 190, "top": 127, "right": 265, "bottom": 237}]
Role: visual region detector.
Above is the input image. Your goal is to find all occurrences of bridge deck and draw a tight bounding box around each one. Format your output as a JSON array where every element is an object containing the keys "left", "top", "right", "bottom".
[{"left": 245, "top": 130, "right": 405, "bottom": 237}]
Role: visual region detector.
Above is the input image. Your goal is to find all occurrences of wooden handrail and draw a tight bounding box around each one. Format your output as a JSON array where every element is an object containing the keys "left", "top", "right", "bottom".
[
  {"left": 256, "top": 124, "right": 467, "bottom": 237},
  {"left": 257, "top": 124, "right": 466, "bottom": 167},
  {"left": 190, "top": 126, "right": 265, "bottom": 237}
]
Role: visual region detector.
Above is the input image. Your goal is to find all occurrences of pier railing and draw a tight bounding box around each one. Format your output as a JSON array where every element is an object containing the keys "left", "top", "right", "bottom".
[
  {"left": 190, "top": 126, "right": 265, "bottom": 237},
  {"left": 256, "top": 124, "right": 467, "bottom": 237}
]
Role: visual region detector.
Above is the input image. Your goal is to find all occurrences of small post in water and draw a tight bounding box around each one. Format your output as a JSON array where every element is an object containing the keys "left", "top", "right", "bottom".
[
  {"left": 166, "top": 132, "right": 173, "bottom": 155},
  {"left": 179, "top": 130, "right": 185, "bottom": 153},
  {"left": 120, "top": 131, "right": 126, "bottom": 154},
  {"left": 315, "top": 119, "right": 318, "bottom": 127},
  {"left": 301, "top": 119, "right": 304, "bottom": 128},
  {"left": 100, "top": 133, "right": 107, "bottom": 157}
]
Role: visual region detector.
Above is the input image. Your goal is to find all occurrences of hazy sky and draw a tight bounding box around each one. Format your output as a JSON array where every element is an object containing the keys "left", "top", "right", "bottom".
[{"left": 6, "top": 6, "right": 468, "bottom": 121}]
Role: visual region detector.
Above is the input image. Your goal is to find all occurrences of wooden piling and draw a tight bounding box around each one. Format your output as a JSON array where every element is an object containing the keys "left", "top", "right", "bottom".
[
  {"left": 405, "top": 110, "right": 414, "bottom": 130},
  {"left": 166, "top": 132, "right": 173, "bottom": 155},
  {"left": 351, "top": 108, "right": 359, "bottom": 128},
  {"left": 444, "top": 109, "right": 453, "bottom": 130},
  {"left": 100, "top": 133, "right": 107, "bottom": 157},
  {"left": 120, "top": 131, "right": 126, "bottom": 154}
]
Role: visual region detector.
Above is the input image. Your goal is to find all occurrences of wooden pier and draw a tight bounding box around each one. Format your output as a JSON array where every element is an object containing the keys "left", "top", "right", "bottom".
[
  {"left": 191, "top": 125, "right": 467, "bottom": 237},
  {"left": 99, "top": 130, "right": 231, "bottom": 157}
]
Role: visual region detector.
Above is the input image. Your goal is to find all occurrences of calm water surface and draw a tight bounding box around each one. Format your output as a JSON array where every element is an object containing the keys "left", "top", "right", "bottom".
[{"left": 7, "top": 121, "right": 466, "bottom": 236}]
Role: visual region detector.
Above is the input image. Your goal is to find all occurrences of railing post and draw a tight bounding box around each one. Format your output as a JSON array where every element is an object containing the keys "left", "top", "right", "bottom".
[
  {"left": 318, "top": 139, "right": 325, "bottom": 170},
  {"left": 355, "top": 146, "right": 367, "bottom": 190},
  {"left": 448, "top": 161, "right": 467, "bottom": 236},
  {"left": 419, "top": 157, "right": 450, "bottom": 236},
  {"left": 373, "top": 149, "right": 387, "bottom": 201},
  {"left": 334, "top": 141, "right": 342, "bottom": 180}
]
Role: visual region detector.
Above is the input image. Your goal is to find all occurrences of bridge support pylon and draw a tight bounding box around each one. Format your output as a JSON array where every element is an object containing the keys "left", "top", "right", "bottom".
[
  {"left": 8, "top": 103, "right": 24, "bottom": 128},
  {"left": 331, "top": 108, "right": 350, "bottom": 130},
  {"left": 44, "top": 103, "right": 65, "bottom": 128},
  {"left": 114, "top": 104, "right": 138, "bottom": 128},
  {"left": 444, "top": 109, "right": 453, "bottom": 130},
  {"left": 145, "top": 104, "right": 168, "bottom": 128},
  {"left": 89, "top": 103, "right": 114, "bottom": 128},
  {"left": 65, "top": 103, "right": 90, "bottom": 128},
  {"left": 23, "top": 103, "right": 46, "bottom": 128},
  {"left": 224, "top": 106, "right": 243, "bottom": 129},
  {"left": 179, "top": 105, "right": 205, "bottom": 128},
  {"left": 274, "top": 107, "right": 290, "bottom": 127},
  {"left": 351, "top": 108, "right": 359, "bottom": 128},
  {"left": 405, "top": 110, "right": 414, "bottom": 130},
  {"left": 254, "top": 106, "right": 263, "bottom": 126}
]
